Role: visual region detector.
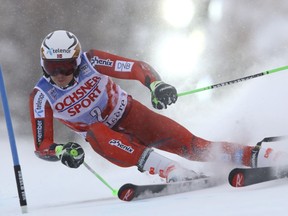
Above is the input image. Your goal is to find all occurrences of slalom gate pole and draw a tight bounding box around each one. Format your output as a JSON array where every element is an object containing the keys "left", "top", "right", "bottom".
[
  {"left": 177, "top": 65, "right": 288, "bottom": 97},
  {"left": 0, "top": 66, "right": 28, "bottom": 213},
  {"left": 83, "top": 162, "right": 119, "bottom": 196}
]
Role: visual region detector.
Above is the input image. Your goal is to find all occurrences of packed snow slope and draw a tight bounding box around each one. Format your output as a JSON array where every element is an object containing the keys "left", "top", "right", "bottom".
[{"left": 2, "top": 70, "right": 288, "bottom": 216}]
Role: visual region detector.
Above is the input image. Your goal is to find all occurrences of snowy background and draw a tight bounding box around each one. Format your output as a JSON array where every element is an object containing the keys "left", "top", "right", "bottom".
[{"left": 2, "top": 0, "right": 288, "bottom": 215}]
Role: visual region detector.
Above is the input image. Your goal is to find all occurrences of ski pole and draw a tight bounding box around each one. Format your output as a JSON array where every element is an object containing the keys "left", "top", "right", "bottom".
[
  {"left": 255, "top": 135, "right": 288, "bottom": 149},
  {"left": 83, "top": 162, "right": 119, "bottom": 196},
  {"left": 251, "top": 135, "right": 288, "bottom": 167},
  {"left": 252, "top": 135, "right": 288, "bottom": 150},
  {"left": 177, "top": 65, "right": 288, "bottom": 97},
  {"left": 256, "top": 135, "right": 288, "bottom": 146}
]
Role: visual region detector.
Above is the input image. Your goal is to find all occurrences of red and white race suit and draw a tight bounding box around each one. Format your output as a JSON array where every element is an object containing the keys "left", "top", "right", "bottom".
[{"left": 30, "top": 49, "right": 254, "bottom": 168}]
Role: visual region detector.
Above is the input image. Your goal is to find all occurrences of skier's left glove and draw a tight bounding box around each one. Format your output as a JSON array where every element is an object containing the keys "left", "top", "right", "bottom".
[
  {"left": 150, "top": 81, "right": 178, "bottom": 109},
  {"left": 55, "top": 142, "right": 85, "bottom": 168}
]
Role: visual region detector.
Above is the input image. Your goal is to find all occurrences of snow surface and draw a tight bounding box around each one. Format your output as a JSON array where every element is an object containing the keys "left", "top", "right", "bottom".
[{"left": 2, "top": 71, "right": 288, "bottom": 216}]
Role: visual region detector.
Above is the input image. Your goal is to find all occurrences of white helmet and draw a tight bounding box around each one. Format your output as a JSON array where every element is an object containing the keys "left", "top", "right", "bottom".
[{"left": 40, "top": 30, "right": 82, "bottom": 76}]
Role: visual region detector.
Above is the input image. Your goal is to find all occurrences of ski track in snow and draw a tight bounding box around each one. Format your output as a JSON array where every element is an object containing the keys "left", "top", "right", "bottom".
[{"left": 2, "top": 72, "right": 288, "bottom": 215}]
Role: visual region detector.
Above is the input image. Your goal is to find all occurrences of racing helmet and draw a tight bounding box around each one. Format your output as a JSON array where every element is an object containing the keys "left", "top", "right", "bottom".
[{"left": 40, "top": 30, "right": 82, "bottom": 77}]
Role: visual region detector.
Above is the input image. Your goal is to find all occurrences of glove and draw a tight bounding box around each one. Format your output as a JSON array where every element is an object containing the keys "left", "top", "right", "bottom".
[
  {"left": 150, "top": 81, "right": 178, "bottom": 109},
  {"left": 34, "top": 143, "right": 62, "bottom": 161},
  {"left": 55, "top": 142, "right": 85, "bottom": 168},
  {"left": 34, "top": 149, "right": 60, "bottom": 161}
]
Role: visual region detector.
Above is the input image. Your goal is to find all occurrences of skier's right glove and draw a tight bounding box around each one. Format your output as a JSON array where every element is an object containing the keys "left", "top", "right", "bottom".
[
  {"left": 55, "top": 142, "right": 85, "bottom": 168},
  {"left": 150, "top": 81, "right": 178, "bottom": 109}
]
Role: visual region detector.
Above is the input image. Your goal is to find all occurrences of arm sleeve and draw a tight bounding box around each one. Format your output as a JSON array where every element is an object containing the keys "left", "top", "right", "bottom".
[
  {"left": 29, "top": 88, "right": 55, "bottom": 153},
  {"left": 86, "top": 49, "right": 161, "bottom": 89}
]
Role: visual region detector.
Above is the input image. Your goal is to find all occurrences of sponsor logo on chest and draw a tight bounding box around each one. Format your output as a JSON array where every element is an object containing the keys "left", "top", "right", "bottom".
[{"left": 54, "top": 76, "right": 102, "bottom": 117}]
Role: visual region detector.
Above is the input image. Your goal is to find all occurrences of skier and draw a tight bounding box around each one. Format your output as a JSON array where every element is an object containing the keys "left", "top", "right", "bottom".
[{"left": 29, "top": 30, "right": 284, "bottom": 182}]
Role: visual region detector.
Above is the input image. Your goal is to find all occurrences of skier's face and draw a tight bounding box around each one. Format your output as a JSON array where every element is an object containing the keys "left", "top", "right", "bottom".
[
  {"left": 43, "top": 58, "right": 78, "bottom": 76},
  {"left": 50, "top": 73, "right": 74, "bottom": 88}
]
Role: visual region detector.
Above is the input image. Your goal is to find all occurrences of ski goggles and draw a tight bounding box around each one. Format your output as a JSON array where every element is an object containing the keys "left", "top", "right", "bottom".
[{"left": 42, "top": 58, "right": 79, "bottom": 76}]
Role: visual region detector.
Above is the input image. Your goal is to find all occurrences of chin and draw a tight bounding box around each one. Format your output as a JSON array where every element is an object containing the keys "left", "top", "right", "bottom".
[{"left": 56, "top": 83, "right": 68, "bottom": 87}]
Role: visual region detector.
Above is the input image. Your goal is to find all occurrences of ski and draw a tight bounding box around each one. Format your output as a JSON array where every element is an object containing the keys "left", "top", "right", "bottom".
[
  {"left": 118, "top": 176, "right": 218, "bottom": 201},
  {"left": 228, "top": 166, "right": 288, "bottom": 187}
]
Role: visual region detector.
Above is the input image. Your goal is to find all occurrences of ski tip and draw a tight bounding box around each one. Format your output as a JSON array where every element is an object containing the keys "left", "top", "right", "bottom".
[
  {"left": 118, "top": 183, "right": 136, "bottom": 201},
  {"left": 230, "top": 173, "right": 245, "bottom": 187},
  {"left": 228, "top": 169, "right": 245, "bottom": 187},
  {"left": 228, "top": 168, "right": 245, "bottom": 187}
]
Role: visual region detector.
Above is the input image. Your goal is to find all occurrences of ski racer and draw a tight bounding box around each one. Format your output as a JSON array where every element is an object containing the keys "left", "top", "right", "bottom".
[{"left": 29, "top": 30, "right": 285, "bottom": 182}]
